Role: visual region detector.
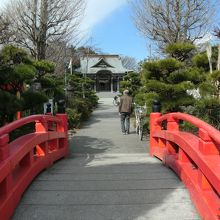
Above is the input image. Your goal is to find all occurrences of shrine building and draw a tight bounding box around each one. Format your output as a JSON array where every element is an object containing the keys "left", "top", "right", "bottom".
[{"left": 76, "top": 54, "right": 132, "bottom": 92}]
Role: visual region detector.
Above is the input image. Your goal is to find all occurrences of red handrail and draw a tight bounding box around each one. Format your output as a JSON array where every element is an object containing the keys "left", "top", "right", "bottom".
[
  {"left": 155, "top": 112, "right": 220, "bottom": 143},
  {"left": 150, "top": 112, "right": 220, "bottom": 220},
  {"left": 0, "top": 114, "right": 62, "bottom": 136},
  {"left": 0, "top": 113, "right": 68, "bottom": 220}
]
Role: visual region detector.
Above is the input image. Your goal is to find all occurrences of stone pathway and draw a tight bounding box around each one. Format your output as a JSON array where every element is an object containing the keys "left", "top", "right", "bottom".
[{"left": 12, "top": 97, "right": 200, "bottom": 220}]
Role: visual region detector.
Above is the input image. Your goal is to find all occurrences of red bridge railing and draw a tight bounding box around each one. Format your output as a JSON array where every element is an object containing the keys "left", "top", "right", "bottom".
[
  {"left": 150, "top": 112, "right": 220, "bottom": 220},
  {"left": 0, "top": 113, "right": 68, "bottom": 220}
]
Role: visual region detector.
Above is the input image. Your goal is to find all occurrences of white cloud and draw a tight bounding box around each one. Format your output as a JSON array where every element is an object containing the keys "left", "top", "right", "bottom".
[
  {"left": 0, "top": 0, "right": 8, "bottom": 8},
  {"left": 1, "top": 0, "right": 127, "bottom": 29},
  {"left": 194, "top": 32, "right": 214, "bottom": 45},
  {"left": 0, "top": 0, "right": 128, "bottom": 45},
  {"left": 81, "top": 0, "right": 127, "bottom": 32}
]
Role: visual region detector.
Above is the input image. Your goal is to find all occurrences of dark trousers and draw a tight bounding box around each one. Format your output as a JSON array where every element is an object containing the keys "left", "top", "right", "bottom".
[{"left": 120, "top": 112, "right": 130, "bottom": 133}]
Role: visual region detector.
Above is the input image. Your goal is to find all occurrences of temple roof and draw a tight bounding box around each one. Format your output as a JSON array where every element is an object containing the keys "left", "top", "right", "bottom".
[{"left": 76, "top": 54, "right": 132, "bottom": 74}]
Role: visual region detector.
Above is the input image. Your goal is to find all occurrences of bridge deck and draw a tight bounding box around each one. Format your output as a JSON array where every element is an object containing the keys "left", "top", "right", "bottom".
[{"left": 12, "top": 97, "right": 200, "bottom": 220}]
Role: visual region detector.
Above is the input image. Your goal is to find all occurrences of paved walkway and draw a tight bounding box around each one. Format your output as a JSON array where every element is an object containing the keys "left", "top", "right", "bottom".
[{"left": 13, "top": 97, "right": 200, "bottom": 220}]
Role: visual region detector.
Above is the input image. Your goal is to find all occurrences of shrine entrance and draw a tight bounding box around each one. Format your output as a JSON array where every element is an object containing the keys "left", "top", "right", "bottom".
[
  {"left": 96, "top": 71, "right": 111, "bottom": 92},
  {"left": 77, "top": 54, "right": 129, "bottom": 92}
]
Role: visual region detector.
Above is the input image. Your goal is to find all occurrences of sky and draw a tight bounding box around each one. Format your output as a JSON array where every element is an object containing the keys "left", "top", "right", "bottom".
[
  {"left": 80, "top": 0, "right": 220, "bottom": 61},
  {"left": 0, "top": 0, "right": 149, "bottom": 62},
  {"left": 79, "top": 0, "right": 149, "bottom": 61},
  {"left": 1, "top": 0, "right": 220, "bottom": 62}
]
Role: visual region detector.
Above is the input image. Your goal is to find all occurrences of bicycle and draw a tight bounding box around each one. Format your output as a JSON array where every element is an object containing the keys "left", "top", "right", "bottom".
[
  {"left": 113, "top": 95, "right": 120, "bottom": 106},
  {"left": 134, "top": 104, "right": 147, "bottom": 140}
]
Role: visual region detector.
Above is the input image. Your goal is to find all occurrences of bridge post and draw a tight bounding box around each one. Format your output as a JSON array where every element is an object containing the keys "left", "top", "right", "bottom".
[
  {"left": 56, "top": 100, "right": 68, "bottom": 156},
  {"left": 35, "top": 119, "right": 48, "bottom": 132},
  {"left": 0, "top": 114, "right": 70, "bottom": 219},
  {"left": 198, "top": 128, "right": 219, "bottom": 155},
  {"left": 150, "top": 100, "right": 162, "bottom": 156},
  {"left": 148, "top": 111, "right": 220, "bottom": 219},
  {"left": 0, "top": 134, "right": 9, "bottom": 160},
  {"left": 198, "top": 128, "right": 217, "bottom": 191},
  {"left": 167, "top": 115, "right": 179, "bottom": 131},
  {"left": 0, "top": 134, "right": 13, "bottom": 213}
]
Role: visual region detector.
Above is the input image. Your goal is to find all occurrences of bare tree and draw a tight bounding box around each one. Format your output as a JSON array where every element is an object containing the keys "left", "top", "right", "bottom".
[
  {"left": 131, "top": 0, "right": 215, "bottom": 48},
  {"left": 0, "top": 14, "right": 14, "bottom": 44},
  {"left": 121, "top": 55, "right": 138, "bottom": 71},
  {"left": 3, "top": 0, "right": 85, "bottom": 60}
]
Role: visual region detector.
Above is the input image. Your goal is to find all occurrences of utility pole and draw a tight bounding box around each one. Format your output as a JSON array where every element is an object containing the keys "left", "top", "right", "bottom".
[
  {"left": 85, "top": 48, "right": 89, "bottom": 97},
  {"left": 64, "top": 43, "right": 68, "bottom": 98},
  {"left": 206, "top": 42, "right": 213, "bottom": 73},
  {"left": 82, "top": 46, "right": 89, "bottom": 99}
]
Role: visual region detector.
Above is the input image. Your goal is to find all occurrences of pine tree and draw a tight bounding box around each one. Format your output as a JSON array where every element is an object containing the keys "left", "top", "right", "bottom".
[
  {"left": 138, "top": 42, "right": 207, "bottom": 113},
  {"left": 0, "top": 45, "right": 37, "bottom": 124}
]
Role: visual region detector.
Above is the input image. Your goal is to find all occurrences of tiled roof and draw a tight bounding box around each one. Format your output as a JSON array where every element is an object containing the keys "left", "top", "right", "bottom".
[{"left": 76, "top": 54, "right": 132, "bottom": 74}]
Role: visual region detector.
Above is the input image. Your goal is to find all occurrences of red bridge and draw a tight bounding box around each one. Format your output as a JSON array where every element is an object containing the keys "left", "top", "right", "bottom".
[
  {"left": 0, "top": 113, "right": 68, "bottom": 219},
  {"left": 150, "top": 112, "right": 220, "bottom": 220},
  {"left": 0, "top": 101, "right": 220, "bottom": 219}
]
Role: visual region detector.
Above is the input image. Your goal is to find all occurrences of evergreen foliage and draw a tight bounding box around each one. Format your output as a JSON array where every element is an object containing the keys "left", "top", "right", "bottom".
[
  {"left": 136, "top": 42, "right": 220, "bottom": 118},
  {"left": 0, "top": 45, "right": 36, "bottom": 94},
  {"left": 192, "top": 53, "right": 209, "bottom": 71},
  {"left": 0, "top": 45, "right": 61, "bottom": 125},
  {"left": 22, "top": 91, "right": 48, "bottom": 114},
  {"left": 187, "top": 98, "right": 220, "bottom": 130},
  {"left": 0, "top": 44, "right": 98, "bottom": 130},
  {"left": 208, "top": 70, "right": 220, "bottom": 98},
  {"left": 120, "top": 42, "right": 220, "bottom": 130},
  {"left": 0, "top": 45, "right": 39, "bottom": 125},
  {"left": 165, "top": 42, "right": 195, "bottom": 61},
  {"left": 66, "top": 72, "right": 98, "bottom": 128},
  {"left": 141, "top": 56, "right": 197, "bottom": 112},
  {"left": 0, "top": 90, "right": 23, "bottom": 124},
  {"left": 119, "top": 72, "right": 141, "bottom": 96},
  {"left": 33, "top": 60, "right": 55, "bottom": 79}
]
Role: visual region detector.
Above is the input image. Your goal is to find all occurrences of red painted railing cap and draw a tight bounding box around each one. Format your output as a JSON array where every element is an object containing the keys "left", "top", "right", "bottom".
[
  {"left": 199, "top": 128, "right": 212, "bottom": 141},
  {"left": 0, "top": 134, "right": 9, "bottom": 146},
  {"left": 0, "top": 114, "right": 62, "bottom": 137},
  {"left": 167, "top": 115, "right": 179, "bottom": 122}
]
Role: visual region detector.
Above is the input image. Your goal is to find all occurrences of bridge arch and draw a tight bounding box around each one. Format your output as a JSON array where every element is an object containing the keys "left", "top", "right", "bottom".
[
  {"left": 150, "top": 112, "right": 220, "bottom": 220},
  {"left": 0, "top": 113, "right": 68, "bottom": 220}
]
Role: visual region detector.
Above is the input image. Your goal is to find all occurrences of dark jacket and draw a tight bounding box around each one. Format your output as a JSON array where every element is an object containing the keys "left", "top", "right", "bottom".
[{"left": 119, "top": 94, "right": 133, "bottom": 113}]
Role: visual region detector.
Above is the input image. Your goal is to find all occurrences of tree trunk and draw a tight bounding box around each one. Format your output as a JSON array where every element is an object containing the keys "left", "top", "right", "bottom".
[
  {"left": 38, "top": 0, "right": 48, "bottom": 60},
  {"left": 32, "top": 0, "right": 38, "bottom": 59}
]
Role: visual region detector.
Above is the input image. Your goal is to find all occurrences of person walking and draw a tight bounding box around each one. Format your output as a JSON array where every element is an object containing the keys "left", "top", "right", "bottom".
[{"left": 118, "top": 89, "right": 133, "bottom": 135}]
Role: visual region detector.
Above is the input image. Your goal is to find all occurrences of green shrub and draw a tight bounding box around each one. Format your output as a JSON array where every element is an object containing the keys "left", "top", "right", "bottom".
[
  {"left": 179, "top": 121, "right": 198, "bottom": 134},
  {"left": 0, "top": 90, "right": 23, "bottom": 125},
  {"left": 183, "top": 98, "right": 220, "bottom": 130},
  {"left": 22, "top": 91, "right": 48, "bottom": 114},
  {"left": 66, "top": 108, "right": 81, "bottom": 129},
  {"left": 10, "top": 123, "right": 35, "bottom": 142},
  {"left": 194, "top": 98, "right": 220, "bottom": 130},
  {"left": 192, "top": 53, "right": 209, "bottom": 71},
  {"left": 165, "top": 42, "right": 195, "bottom": 61},
  {"left": 66, "top": 92, "right": 98, "bottom": 128}
]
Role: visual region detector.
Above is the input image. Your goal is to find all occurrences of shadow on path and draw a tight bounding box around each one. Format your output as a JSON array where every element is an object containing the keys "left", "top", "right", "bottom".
[
  {"left": 12, "top": 97, "right": 200, "bottom": 220},
  {"left": 69, "top": 135, "right": 112, "bottom": 155}
]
